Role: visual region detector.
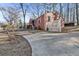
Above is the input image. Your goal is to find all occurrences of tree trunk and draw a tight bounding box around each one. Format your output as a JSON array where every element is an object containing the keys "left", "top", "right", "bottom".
[
  {"left": 67, "top": 3, "right": 69, "bottom": 23},
  {"left": 75, "top": 3, "right": 79, "bottom": 25},
  {"left": 20, "top": 3, "right": 26, "bottom": 29},
  {"left": 23, "top": 14, "right": 26, "bottom": 29},
  {"left": 60, "top": 3, "right": 62, "bottom": 15},
  {"left": 52, "top": 4, "right": 55, "bottom": 11},
  {"left": 59, "top": 3, "right": 63, "bottom": 17}
]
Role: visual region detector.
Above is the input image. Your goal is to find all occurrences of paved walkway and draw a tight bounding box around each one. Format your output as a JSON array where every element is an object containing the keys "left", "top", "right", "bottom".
[{"left": 23, "top": 32, "right": 79, "bottom": 56}]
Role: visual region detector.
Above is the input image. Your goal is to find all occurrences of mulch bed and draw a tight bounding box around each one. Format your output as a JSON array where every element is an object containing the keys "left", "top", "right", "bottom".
[{"left": 0, "top": 35, "right": 32, "bottom": 56}]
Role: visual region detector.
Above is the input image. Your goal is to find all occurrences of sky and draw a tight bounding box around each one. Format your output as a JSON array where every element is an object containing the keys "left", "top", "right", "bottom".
[
  {"left": 0, "top": 3, "right": 77, "bottom": 24},
  {"left": 0, "top": 3, "right": 30, "bottom": 23}
]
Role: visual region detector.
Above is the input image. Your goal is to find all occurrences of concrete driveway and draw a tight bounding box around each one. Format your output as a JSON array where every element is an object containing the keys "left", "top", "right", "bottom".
[{"left": 23, "top": 32, "right": 79, "bottom": 56}]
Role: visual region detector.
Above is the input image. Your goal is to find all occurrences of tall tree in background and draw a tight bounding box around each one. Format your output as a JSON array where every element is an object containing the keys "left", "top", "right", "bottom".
[
  {"left": 46, "top": 3, "right": 57, "bottom": 12},
  {"left": 72, "top": 4, "right": 77, "bottom": 25},
  {"left": 59, "top": 3, "right": 63, "bottom": 16},
  {"left": 0, "top": 7, "right": 21, "bottom": 41},
  {"left": 34, "top": 3, "right": 41, "bottom": 17},
  {"left": 52, "top": 4, "right": 56, "bottom": 11},
  {"left": 0, "top": 7, "right": 21, "bottom": 26},
  {"left": 71, "top": 4, "right": 75, "bottom": 24},
  {"left": 30, "top": 3, "right": 45, "bottom": 19},
  {"left": 67, "top": 3, "right": 69, "bottom": 23},
  {"left": 20, "top": 3, "right": 27, "bottom": 29},
  {"left": 41, "top": 3, "right": 49, "bottom": 13},
  {"left": 42, "top": 3, "right": 57, "bottom": 13},
  {"left": 75, "top": 3, "right": 79, "bottom": 25}
]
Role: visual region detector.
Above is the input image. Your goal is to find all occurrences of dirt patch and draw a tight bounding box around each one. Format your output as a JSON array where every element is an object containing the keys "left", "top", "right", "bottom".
[{"left": 0, "top": 35, "right": 32, "bottom": 56}]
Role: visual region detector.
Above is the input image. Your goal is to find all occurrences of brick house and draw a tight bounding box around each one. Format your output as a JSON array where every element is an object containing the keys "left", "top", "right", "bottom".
[{"left": 29, "top": 11, "right": 64, "bottom": 32}]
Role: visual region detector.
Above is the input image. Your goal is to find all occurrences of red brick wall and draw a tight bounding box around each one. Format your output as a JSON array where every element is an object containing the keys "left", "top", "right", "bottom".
[
  {"left": 35, "top": 12, "right": 56, "bottom": 30},
  {"left": 35, "top": 14, "right": 45, "bottom": 30}
]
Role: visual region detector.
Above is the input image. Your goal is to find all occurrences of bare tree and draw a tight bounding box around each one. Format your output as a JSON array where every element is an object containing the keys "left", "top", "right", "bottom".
[
  {"left": 75, "top": 3, "right": 79, "bottom": 25},
  {"left": 29, "top": 3, "right": 45, "bottom": 19},
  {"left": 0, "top": 7, "right": 21, "bottom": 41},
  {"left": 42, "top": 3, "right": 57, "bottom": 12},
  {"left": 28, "top": 3, "right": 57, "bottom": 20},
  {"left": 0, "top": 7, "right": 21, "bottom": 26},
  {"left": 52, "top": 3, "right": 57, "bottom": 12},
  {"left": 59, "top": 3, "right": 63, "bottom": 17},
  {"left": 66, "top": 3, "right": 69, "bottom": 23},
  {"left": 20, "top": 3, "right": 28, "bottom": 29}
]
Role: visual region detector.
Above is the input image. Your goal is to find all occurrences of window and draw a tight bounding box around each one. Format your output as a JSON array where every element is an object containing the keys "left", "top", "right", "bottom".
[{"left": 48, "top": 16, "right": 50, "bottom": 22}]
